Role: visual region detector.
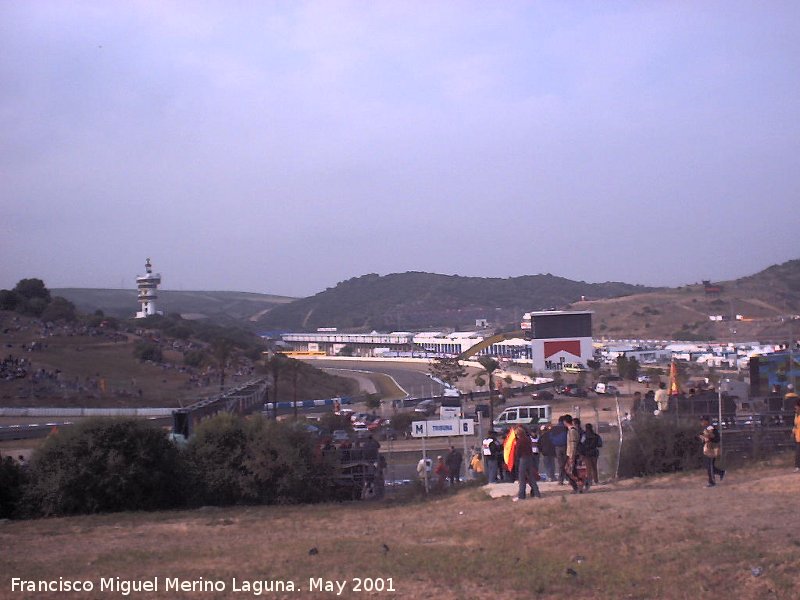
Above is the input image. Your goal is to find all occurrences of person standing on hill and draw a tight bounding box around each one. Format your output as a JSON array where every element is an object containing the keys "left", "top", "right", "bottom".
[
  {"left": 434, "top": 456, "right": 449, "bottom": 491},
  {"left": 655, "top": 383, "right": 669, "bottom": 415},
  {"left": 512, "top": 425, "right": 541, "bottom": 501},
  {"left": 445, "top": 446, "right": 462, "bottom": 486},
  {"left": 581, "top": 423, "right": 603, "bottom": 487},
  {"left": 563, "top": 415, "right": 584, "bottom": 493},
  {"left": 550, "top": 416, "right": 568, "bottom": 484},
  {"left": 469, "top": 448, "right": 484, "bottom": 479},
  {"left": 791, "top": 396, "right": 800, "bottom": 473},
  {"left": 529, "top": 425, "right": 541, "bottom": 477},
  {"left": 631, "top": 391, "right": 642, "bottom": 419},
  {"left": 482, "top": 430, "right": 501, "bottom": 483},
  {"left": 699, "top": 416, "right": 725, "bottom": 487},
  {"left": 538, "top": 424, "right": 556, "bottom": 482}
]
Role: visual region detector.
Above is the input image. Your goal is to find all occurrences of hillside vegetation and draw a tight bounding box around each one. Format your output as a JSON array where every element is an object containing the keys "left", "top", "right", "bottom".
[
  {"left": 254, "top": 272, "right": 656, "bottom": 331},
  {"left": 0, "top": 310, "right": 355, "bottom": 408},
  {"left": 51, "top": 259, "right": 800, "bottom": 339},
  {"left": 573, "top": 258, "right": 800, "bottom": 341},
  {"left": 52, "top": 289, "right": 295, "bottom": 324},
  {"left": 1, "top": 456, "right": 797, "bottom": 599}
]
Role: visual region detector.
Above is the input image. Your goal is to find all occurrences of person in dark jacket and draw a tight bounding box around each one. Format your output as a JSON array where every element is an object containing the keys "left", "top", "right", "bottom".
[
  {"left": 445, "top": 446, "right": 462, "bottom": 486},
  {"left": 550, "top": 416, "right": 568, "bottom": 484},
  {"left": 512, "top": 425, "right": 541, "bottom": 501},
  {"left": 581, "top": 423, "right": 603, "bottom": 486},
  {"left": 538, "top": 424, "right": 556, "bottom": 481},
  {"left": 482, "top": 430, "right": 501, "bottom": 483},
  {"left": 363, "top": 435, "right": 380, "bottom": 460}
]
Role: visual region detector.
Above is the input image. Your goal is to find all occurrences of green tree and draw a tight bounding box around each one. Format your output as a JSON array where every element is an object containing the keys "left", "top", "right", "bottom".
[
  {"left": 185, "top": 414, "right": 334, "bottom": 506},
  {"left": 287, "top": 359, "right": 302, "bottom": 420},
  {"left": 365, "top": 394, "right": 381, "bottom": 411},
  {"left": 625, "top": 357, "right": 640, "bottom": 381},
  {"left": 428, "top": 357, "right": 466, "bottom": 387},
  {"left": 41, "top": 296, "right": 77, "bottom": 322},
  {"left": 0, "top": 290, "right": 19, "bottom": 311},
  {"left": 184, "top": 350, "right": 206, "bottom": 368},
  {"left": 616, "top": 354, "right": 629, "bottom": 379},
  {"left": 477, "top": 356, "right": 500, "bottom": 422},
  {"left": 576, "top": 371, "right": 587, "bottom": 388},
  {"left": 212, "top": 338, "right": 233, "bottom": 391},
  {"left": 133, "top": 340, "right": 163, "bottom": 363},
  {"left": 266, "top": 354, "right": 290, "bottom": 419},
  {"left": 319, "top": 412, "right": 352, "bottom": 434},
  {"left": 23, "top": 419, "right": 184, "bottom": 516},
  {"left": 707, "top": 366, "right": 720, "bottom": 390},
  {"left": 552, "top": 370, "right": 563, "bottom": 387},
  {"left": 0, "top": 456, "right": 25, "bottom": 518},
  {"left": 183, "top": 413, "right": 247, "bottom": 505},
  {"left": 14, "top": 278, "right": 50, "bottom": 302},
  {"left": 388, "top": 411, "right": 425, "bottom": 436}
]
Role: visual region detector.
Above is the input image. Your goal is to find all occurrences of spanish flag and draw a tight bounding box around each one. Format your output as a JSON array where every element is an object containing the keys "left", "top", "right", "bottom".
[
  {"left": 503, "top": 427, "right": 517, "bottom": 472},
  {"left": 668, "top": 359, "right": 681, "bottom": 396}
]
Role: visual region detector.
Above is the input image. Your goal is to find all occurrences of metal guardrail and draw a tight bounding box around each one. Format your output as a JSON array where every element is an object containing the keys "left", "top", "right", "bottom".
[
  {"left": 0, "top": 407, "right": 173, "bottom": 417},
  {"left": 720, "top": 427, "right": 793, "bottom": 457},
  {"left": 172, "top": 379, "right": 269, "bottom": 437}
]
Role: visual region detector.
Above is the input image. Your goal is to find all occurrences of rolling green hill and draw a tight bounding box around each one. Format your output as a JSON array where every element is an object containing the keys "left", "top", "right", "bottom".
[
  {"left": 253, "top": 272, "right": 658, "bottom": 331},
  {"left": 573, "top": 258, "right": 800, "bottom": 341},
  {"left": 51, "top": 259, "right": 799, "bottom": 339},
  {"left": 52, "top": 289, "right": 296, "bottom": 324}
]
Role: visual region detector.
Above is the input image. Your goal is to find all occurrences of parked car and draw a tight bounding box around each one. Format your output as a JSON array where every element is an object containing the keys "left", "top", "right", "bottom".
[
  {"left": 414, "top": 399, "right": 438, "bottom": 416},
  {"left": 562, "top": 385, "right": 589, "bottom": 397},
  {"left": 332, "top": 430, "right": 350, "bottom": 443},
  {"left": 531, "top": 390, "right": 554, "bottom": 401},
  {"left": 595, "top": 382, "right": 619, "bottom": 394},
  {"left": 637, "top": 375, "right": 652, "bottom": 384},
  {"left": 600, "top": 375, "right": 623, "bottom": 383}
]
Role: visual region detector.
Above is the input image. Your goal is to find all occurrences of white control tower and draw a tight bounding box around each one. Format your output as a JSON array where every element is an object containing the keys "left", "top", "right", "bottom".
[{"left": 135, "top": 258, "right": 162, "bottom": 318}]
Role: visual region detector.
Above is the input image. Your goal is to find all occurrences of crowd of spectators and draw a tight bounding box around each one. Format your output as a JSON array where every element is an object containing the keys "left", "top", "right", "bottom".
[{"left": 1, "top": 315, "right": 257, "bottom": 402}]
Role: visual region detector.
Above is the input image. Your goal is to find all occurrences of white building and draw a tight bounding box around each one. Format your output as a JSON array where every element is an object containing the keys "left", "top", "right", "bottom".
[
  {"left": 528, "top": 311, "right": 594, "bottom": 372},
  {"left": 135, "top": 258, "right": 162, "bottom": 318}
]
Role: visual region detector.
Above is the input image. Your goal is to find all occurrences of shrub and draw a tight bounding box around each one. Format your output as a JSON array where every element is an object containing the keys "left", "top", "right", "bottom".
[
  {"left": 183, "top": 413, "right": 248, "bottom": 506},
  {"left": 388, "top": 411, "right": 425, "bottom": 436},
  {"left": 319, "top": 412, "right": 352, "bottom": 434},
  {"left": 23, "top": 419, "right": 184, "bottom": 516},
  {"left": 185, "top": 414, "right": 335, "bottom": 506},
  {"left": 133, "top": 340, "right": 163, "bottom": 363},
  {"left": 0, "top": 290, "right": 19, "bottom": 311},
  {"left": 41, "top": 296, "right": 77, "bottom": 322},
  {"left": 184, "top": 349, "right": 206, "bottom": 368},
  {"left": 365, "top": 394, "right": 381, "bottom": 410},
  {"left": 618, "top": 418, "right": 702, "bottom": 477},
  {"left": 0, "top": 456, "right": 25, "bottom": 518}
]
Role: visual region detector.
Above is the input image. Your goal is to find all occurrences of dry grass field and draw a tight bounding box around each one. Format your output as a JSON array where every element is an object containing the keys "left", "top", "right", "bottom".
[
  {"left": 2, "top": 456, "right": 798, "bottom": 599},
  {"left": 0, "top": 322, "right": 216, "bottom": 408}
]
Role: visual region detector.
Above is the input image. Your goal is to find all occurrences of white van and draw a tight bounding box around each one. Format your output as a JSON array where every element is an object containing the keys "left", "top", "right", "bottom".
[{"left": 492, "top": 405, "right": 552, "bottom": 431}]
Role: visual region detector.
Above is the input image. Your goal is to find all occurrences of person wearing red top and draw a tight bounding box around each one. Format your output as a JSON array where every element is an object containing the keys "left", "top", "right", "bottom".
[{"left": 512, "top": 425, "right": 541, "bottom": 501}]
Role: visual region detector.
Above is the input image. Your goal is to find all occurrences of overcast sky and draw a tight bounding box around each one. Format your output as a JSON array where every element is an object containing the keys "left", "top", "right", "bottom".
[{"left": 2, "top": 1, "right": 799, "bottom": 297}]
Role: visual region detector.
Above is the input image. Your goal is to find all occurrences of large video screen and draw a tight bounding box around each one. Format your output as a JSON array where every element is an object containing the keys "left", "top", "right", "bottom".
[{"left": 532, "top": 313, "right": 592, "bottom": 339}]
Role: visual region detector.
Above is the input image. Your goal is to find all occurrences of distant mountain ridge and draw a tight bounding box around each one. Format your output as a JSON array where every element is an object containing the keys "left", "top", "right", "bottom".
[
  {"left": 52, "top": 288, "right": 296, "bottom": 324},
  {"left": 572, "top": 258, "right": 800, "bottom": 341},
  {"left": 53, "top": 259, "right": 800, "bottom": 339},
  {"left": 254, "top": 272, "right": 658, "bottom": 331}
]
